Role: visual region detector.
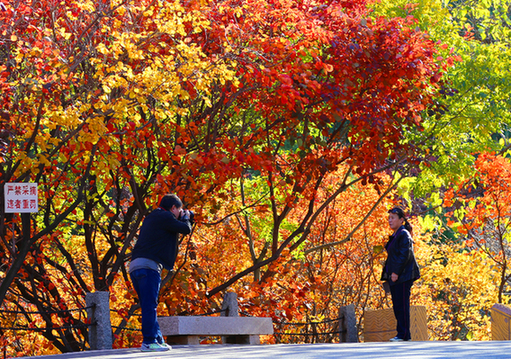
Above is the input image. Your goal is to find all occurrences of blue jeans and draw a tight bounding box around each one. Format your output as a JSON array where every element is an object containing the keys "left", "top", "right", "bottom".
[{"left": 130, "top": 268, "right": 164, "bottom": 344}]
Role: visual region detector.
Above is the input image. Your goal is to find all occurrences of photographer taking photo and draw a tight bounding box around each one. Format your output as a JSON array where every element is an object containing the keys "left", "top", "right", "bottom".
[{"left": 129, "top": 194, "right": 194, "bottom": 352}]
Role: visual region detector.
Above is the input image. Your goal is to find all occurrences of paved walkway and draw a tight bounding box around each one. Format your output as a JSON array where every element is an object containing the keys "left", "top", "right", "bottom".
[{"left": 21, "top": 341, "right": 511, "bottom": 359}]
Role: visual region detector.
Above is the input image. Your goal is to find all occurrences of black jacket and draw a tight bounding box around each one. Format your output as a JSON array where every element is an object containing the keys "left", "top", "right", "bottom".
[
  {"left": 131, "top": 208, "right": 192, "bottom": 270},
  {"left": 381, "top": 225, "right": 420, "bottom": 285}
]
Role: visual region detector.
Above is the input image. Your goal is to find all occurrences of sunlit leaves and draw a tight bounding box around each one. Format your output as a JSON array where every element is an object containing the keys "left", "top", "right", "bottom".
[
  {"left": 417, "top": 241, "right": 497, "bottom": 340},
  {"left": 445, "top": 153, "right": 511, "bottom": 304},
  {"left": 373, "top": 0, "right": 511, "bottom": 196},
  {"left": 0, "top": 0, "right": 461, "bottom": 354}
]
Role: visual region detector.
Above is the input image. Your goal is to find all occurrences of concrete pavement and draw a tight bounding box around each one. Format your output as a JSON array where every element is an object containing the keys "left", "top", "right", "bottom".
[{"left": 21, "top": 341, "right": 511, "bottom": 359}]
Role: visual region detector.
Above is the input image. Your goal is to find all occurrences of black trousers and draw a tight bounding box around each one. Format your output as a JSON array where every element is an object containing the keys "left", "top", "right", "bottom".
[{"left": 390, "top": 280, "right": 414, "bottom": 340}]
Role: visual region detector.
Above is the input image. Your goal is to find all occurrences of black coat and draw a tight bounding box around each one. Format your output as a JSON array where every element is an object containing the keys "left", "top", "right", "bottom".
[
  {"left": 381, "top": 225, "right": 420, "bottom": 286},
  {"left": 131, "top": 208, "right": 192, "bottom": 270}
]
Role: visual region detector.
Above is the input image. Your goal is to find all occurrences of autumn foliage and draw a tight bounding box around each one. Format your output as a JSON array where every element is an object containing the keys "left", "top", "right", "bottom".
[
  {"left": 444, "top": 153, "right": 511, "bottom": 304},
  {"left": 2, "top": 0, "right": 502, "bottom": 356}
]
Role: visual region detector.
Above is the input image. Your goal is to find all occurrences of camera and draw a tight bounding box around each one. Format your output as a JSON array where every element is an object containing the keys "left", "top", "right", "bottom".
[{"left": 180, "top": 209, "right": 194, "bottom": 222}]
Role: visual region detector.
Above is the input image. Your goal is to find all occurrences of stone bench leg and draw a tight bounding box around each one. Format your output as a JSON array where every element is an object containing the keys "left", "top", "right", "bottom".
[
  {"left": 166, "top": 334, "right": 260, "bottom": 345},
  {"left": 166, "top": 335, "right": 201, "bottom": 345},
  {"left": 223, "top": 334, "right": 260, "bottom": 344}
]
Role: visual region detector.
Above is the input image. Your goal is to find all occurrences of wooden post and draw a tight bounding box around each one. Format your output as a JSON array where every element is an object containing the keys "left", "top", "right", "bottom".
[
  {"left": 364, "top": 306, "right": 428, "bottom": 342},
  {"left": 491, "top": 303, "right": 511, "bottom": 340}
]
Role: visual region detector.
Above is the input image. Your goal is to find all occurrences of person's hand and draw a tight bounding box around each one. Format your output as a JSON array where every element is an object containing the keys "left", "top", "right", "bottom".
[
  {"left": 181, "top": 209, "right": 194, "bottom": 221},
  {"left": 391, "top": 272, "right": 398, "bottom": 282}
]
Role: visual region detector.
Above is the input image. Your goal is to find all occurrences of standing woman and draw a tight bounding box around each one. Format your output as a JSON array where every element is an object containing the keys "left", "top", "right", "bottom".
[{"left": 381, "top": 207, "right": 420, "bottom": 342}]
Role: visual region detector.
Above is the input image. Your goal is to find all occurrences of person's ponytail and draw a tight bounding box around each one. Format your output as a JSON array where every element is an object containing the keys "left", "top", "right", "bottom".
[{"left": 404, "top": 219, "right": 413, "bottom": 236}]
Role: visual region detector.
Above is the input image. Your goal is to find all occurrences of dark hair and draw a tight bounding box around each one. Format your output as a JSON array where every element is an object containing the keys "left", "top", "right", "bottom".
[
  {"left": 388, "top": 207, "right": 413, "bottom": 235},
  {"left": 159, "top": 194, "right": 182, "bottom": 211}
]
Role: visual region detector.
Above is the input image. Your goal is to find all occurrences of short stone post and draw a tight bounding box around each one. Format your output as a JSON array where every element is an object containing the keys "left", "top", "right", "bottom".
[
  {"left": 86, "top": 291, "right": 113, "bottom": 350},
  {"left": 221, "top": 292, "right": 239, "bottom": 318},
  {"left": 221, "top": 292, "right": 258, "bottom": 344},
  {"left": 339, "top": 304, "right": 358, "bottom": 343}
]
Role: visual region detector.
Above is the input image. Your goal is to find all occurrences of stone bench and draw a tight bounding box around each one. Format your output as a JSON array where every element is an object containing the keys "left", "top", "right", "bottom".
[{"left": 158, "top": 316, "right": 274, "bottom": 345}]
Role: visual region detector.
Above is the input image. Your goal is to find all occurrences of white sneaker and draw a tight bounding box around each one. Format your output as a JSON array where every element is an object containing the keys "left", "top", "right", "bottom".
[
  {"left": 160, "top": 343, "right": 172, "bottom": 350},
  {"left": 389, "top": 336, "right": 405, "bottom": 342},
  {"left": 140, "top": 342, "right": 170, "bottom": 352}
]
